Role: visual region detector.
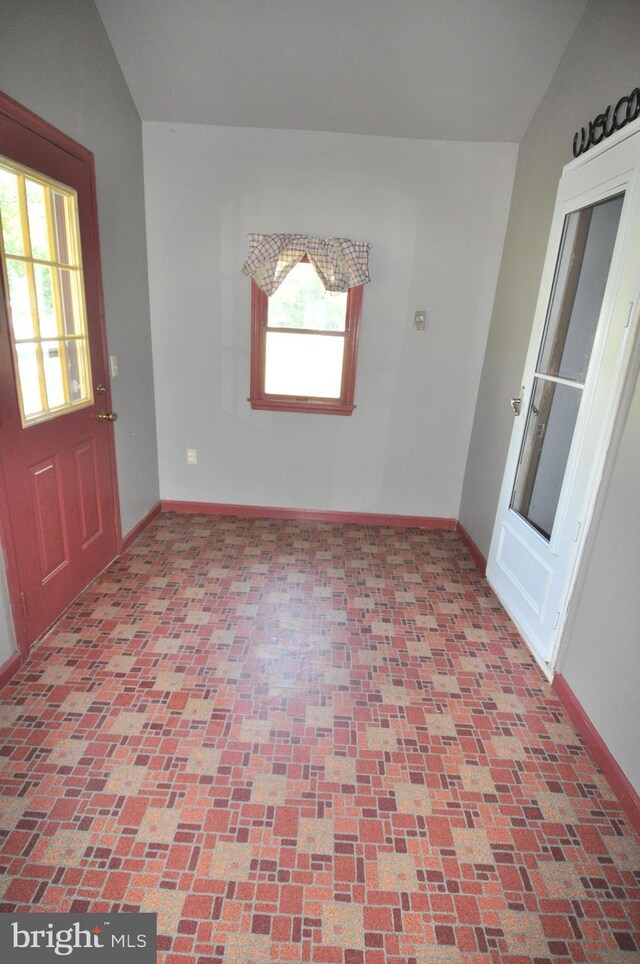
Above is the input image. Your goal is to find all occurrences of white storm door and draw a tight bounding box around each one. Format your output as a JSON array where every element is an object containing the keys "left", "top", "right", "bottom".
[{"left": 487, "top": 120, "right": 640, "bottom": 673}]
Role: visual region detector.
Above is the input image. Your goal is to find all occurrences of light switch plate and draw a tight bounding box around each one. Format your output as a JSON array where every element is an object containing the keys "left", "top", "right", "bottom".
[{"left": 413, "top": 311, "right": 426, "bottom": 330}]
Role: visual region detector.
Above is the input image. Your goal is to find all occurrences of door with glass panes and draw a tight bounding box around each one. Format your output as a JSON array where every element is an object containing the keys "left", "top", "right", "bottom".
[
  {"left": 0, "top": 95, "right": 119, "bottom": 651},
  {"left": 487, "top": 119, "right": 640, "bottom": 670}
]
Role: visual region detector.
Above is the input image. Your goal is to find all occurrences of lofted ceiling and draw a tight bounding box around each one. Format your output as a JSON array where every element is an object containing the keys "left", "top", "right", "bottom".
[{"left": 95, "top": 0, "right": 588, "bottom": 143}]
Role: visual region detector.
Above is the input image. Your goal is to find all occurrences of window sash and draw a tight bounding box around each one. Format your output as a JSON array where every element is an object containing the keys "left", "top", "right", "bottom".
[{"left": 249, "top": 277, "right": 363, "bottom": 415}]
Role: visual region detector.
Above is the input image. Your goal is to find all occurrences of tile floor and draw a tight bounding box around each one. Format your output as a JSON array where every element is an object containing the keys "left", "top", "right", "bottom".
[{"left": 0, "top": 513, "right": 638, "bottom": 963}]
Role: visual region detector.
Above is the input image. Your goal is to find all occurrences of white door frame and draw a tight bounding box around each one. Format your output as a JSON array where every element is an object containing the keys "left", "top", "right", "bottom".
[{"left": 487, "top": 117, "right": 640, "bottom": 679}]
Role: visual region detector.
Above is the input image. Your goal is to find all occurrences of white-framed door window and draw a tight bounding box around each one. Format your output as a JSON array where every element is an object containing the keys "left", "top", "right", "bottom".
[{"left": 487, "top": 119, "right": 640, "bottom": 675}]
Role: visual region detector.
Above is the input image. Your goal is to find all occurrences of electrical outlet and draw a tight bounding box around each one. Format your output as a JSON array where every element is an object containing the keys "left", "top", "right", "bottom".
[
  {"left": 413, "top": 311, "right": 426, "bottom": 331},
  {"left": 186, "top": 448, "right": 197, "bottom": 465}
]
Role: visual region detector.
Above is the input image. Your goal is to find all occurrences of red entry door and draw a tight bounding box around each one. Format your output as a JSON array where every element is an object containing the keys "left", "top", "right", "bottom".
[{"left": 0, "top": 95, "right": 120, "bottom": 651}]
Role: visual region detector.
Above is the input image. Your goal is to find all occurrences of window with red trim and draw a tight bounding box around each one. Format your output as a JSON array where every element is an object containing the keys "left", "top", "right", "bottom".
[{"left": 249, "top": 257, "right": 363, "bottom": 415}]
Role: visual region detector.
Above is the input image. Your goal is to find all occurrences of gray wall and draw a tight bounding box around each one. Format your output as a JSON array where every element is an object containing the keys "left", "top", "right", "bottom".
[
  {"left": 144, "top": 122, "right": 516, "bottom": 518},
  {"left": 557, "top": 343, "right": 640, "bottom": 791},
  {"left": 0, "top": 0, "right": 159, "bottom": 660},
  {"left": 460, "top": 0, "right": 640, "bottom": 790}
]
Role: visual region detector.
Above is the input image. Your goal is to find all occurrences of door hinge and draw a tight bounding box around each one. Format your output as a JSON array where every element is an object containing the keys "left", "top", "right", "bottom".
[
  {"left": 574, "top": 521, "right": 582, "bottom": 542},
  {"left": 553, "top": 611, "right": 560, "bottom": 630},
  {"left": 19, "top": 592, "right": 28, "bottom": 621}
]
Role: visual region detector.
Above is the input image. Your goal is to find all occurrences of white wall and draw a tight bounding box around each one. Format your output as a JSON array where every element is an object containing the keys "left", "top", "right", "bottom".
[
  {"left": 144, "top": 123, "right": 517, "bottom": 516},
  {"left": 0, "top": 0, "right": 159, "bottom": 663}
]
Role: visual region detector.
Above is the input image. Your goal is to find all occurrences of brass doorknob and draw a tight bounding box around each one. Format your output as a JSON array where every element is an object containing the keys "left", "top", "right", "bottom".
[{"left": 97, "top": 411, "right": 117, "bottom": 422}]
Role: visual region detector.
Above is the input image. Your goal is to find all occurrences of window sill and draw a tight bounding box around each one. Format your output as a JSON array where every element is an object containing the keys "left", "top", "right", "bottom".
[{"left": 248, "top": 396, "right": 355, "bottom": 416}]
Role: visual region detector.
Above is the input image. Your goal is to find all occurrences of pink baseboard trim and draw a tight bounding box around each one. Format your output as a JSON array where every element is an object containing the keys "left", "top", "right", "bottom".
[
  {"left": 160, "top": 500, "right": 457, "bottom": 530},
  {"left": 0, "top": 651, "right": 22, "bottom": 694},
  {"left": 553, "top": 673, "right": 639, "bottom": 837},
  {"left": 121, "top": 501, "right": 162, "bottom": 551},
  {"left": 456, "top": 521, "right": 487, "bottom": 572}
]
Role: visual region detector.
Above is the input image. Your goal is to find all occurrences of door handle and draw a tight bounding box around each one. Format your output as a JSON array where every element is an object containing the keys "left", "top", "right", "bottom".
[
  {"left": 97, "top": 411, "right": 117, "bottom": 422},
  {"left": 511, "top": 386, "right": 524, "bottom": 416}
]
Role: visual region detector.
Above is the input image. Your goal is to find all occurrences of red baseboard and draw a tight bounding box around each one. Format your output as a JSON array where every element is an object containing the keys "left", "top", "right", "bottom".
[
  {"left": 456, "top": 521, "right": 487, "bottom": 572},
  {"left": 0, "top": 651, "right": 22, "bottom": 694},
  {"left": 121, "top": 501, "right": 162, "bottom": 551},
  {"left": 553, "top": 673, "right": 639, "bottom": 837},
  {"left": 160, "top": 500, "right": 457, "bottom": 529}
]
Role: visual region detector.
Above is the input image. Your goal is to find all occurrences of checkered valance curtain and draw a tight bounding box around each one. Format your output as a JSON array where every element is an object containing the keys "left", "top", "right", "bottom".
[{"left": 241, "top": 233, "right": 371, "bottom": 296}]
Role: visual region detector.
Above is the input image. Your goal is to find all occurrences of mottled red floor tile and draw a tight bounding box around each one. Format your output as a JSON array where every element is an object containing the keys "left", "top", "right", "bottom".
[{"left": 0, "top": 513, "right": 638, "bottom": 962}]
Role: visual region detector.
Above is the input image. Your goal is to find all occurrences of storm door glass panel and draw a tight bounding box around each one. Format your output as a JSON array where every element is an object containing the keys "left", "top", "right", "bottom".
[
  {"left": 537, "top": 194, "right": 624, "bottom": 383},
  {"left": 511, "top": 192, "right": 625, "bottom": 540},
  {"left": 511, "top": 379, "right": 581, "bottom": 539}
]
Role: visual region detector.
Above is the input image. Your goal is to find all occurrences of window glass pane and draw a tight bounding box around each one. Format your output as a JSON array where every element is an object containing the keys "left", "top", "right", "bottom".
[
  {"left": 0, "top": 161, "right": 91, "bottom": 425},
  {"left": 42, "top": 340, "right": 66, "bottom": 408},
  {"left": 269, "top": 262, "right": 347, "bottom": 331},
  {"left": 511, "top": 377, "right": 582, "bottom": 540},
  {"left": 6, "top": 259, "right": 35, "bottom": 339},
  {"left": 52, "top": 192, "right": 71, "bottom": 264},
  {"left": 16, "top": 343, "right": 44, "bottom": 418},
  {"left": 537, "top": 194, "right": 624, "bottom": 384},
  {"left": 265, "top": 332, "right": 344, "bottom": 398},
  {"left": 65, "top": 339, "right": 89, "bottom": 403},
  {"left": 0, "top": 166, "right": 24, "bottom": 255},
  {"left": 26, "top": 178, "right": 51, "bottom": 261},
  {"left": 34, "top": 263, "right": 58, "bottom": 337},
  {"left": 58, "top": 268, "right": 82, "bottom": 335}
]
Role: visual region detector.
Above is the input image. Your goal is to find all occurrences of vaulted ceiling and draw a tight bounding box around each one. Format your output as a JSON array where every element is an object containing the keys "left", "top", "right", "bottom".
[{"left": 95, "top": 0, "right": 588, "bottom": 142}]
